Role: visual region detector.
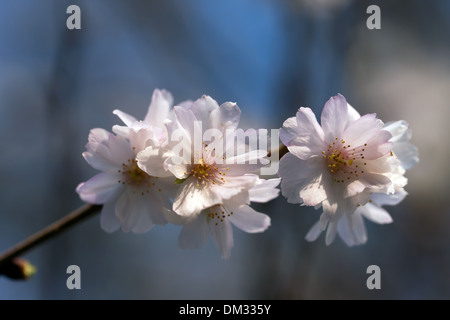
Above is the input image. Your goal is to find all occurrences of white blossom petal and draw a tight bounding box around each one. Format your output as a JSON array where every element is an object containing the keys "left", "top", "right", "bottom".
[
  {"left": 189, "top": 95, "right": 220, "bottom": 129},
  {"left": 343, "top": 113, "right": 385, "bottom": 147},
  {"left": 393, "top": 142, "right": 419, "bottom": 170},
  {"left": 321, "top": 94, "right": 349, "bottom": 142},
  {"left": 249, "top": 178, "right": 281, "bottom": 203},
  {"left": 209, "top": 102, "right": 241, "bottom": 132},
  {"left": 280, "top": 108, "right": 325, "bottom": 160},
  {"left": 113, "top": 109, "right": 137, "bottom": 127},
  {"left": 76, "top": 172, "right": 121, "bottom": 204},
  {"left": 228, "top": 205, "right": 271, "bottom": 233},
  {"left": 210, "top": 219, "right": 234, "bottom": 259},
  {"left": 173, "top": 181, "right": 222, "bottom": 217},
  {"left": 337, "top": 213, "right": 367, "bottom": 246},
  {"left": 144, "top": 89, "right": 173, "bottom": 127},
  {"left": 357, "top": 203, "right": 393, "bottom": 224},
  {"left": 136, "top": 145, "right": 173, "bottom": 178},
  {"left": 305, "top": 220, "right": 325, "bottom": 242},
  {"left": 325, "top": 220, "right": 338, "bottom": 246},
  {"left": 346, "top": 103, "right": 361, "bottom": 122},
  {"left": 115, "top": 190, "right": 154, "bottom": 233},
  {"left": 100, "top": 196, "right": 121, "bottom": 233},
  {"left": 278, "top": 153, "right": 326, "bottom": 205},
  {"left": 371, "top": 189, "right": 408, "bottom": 206}
]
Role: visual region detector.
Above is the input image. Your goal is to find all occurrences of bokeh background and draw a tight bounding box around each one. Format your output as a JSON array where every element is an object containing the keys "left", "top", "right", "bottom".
[{"left": 0, "top": 0, "right": 448, "bottom": 299}]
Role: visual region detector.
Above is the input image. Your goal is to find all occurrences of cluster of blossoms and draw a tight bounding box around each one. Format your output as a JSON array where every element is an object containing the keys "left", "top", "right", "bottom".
[
  {"left": 278, "top": 94, "right": 418, "bottom": 245},
  {"left": 77, "top": 89, "right": 279, "bottom": 258},
  {"left": 77, "top": 90, "right": 418, "bottom": 257}
]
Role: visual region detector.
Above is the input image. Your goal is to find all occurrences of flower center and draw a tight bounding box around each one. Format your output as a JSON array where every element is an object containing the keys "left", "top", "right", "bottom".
[
  {"left": 190, "top": 158, "right": 227, "bottom": 187},
  {"left": 118, "top": 159, "right": 161, "bottom": 195},
  {"left": 322, "top": 138, "right": 368, "bottom": 183},
  {"left": 205, "top": 204, "right": 234, "bottom": 226}
]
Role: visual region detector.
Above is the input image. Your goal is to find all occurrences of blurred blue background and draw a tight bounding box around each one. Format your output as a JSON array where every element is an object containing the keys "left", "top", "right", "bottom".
[{"left": 0, "top": 0, "right": 449, "bottom": 299}]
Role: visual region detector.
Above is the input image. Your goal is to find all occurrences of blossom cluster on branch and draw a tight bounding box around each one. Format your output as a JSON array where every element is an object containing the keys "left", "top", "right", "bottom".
[{"left": 77, "top": 89, "right": 418, "bottom": 258}]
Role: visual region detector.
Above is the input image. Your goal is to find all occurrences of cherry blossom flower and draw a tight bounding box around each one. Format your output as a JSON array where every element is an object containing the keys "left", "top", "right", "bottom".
[
  {"left": 279, "top": 94, "right": 417, "bottom": 245},
  {"left": 154, "top": 95, "right": 270, "bottom": 218},
  {"left": 166, "top": 178, "right": 280, "bottom": 259},
  {"left": 135, "top": 94, "right": 278, "bottom": 258},
  {"left": 76, "top": 90, "right": 179, "bottom": 233}
]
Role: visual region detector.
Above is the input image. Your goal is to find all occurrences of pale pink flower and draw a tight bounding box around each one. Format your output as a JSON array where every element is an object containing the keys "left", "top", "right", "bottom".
[
  {"left": 76, "top": 89, "right": 178, "bottom": 233},
  {"left": 279, "top": 94, "right": 416, "bottom": 245},
  {"left": 155, "top": 95, "right": 269, "bottom": 218}
]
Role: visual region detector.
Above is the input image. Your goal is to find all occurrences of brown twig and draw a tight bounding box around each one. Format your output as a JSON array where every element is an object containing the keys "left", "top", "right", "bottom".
[{"left": 0, "top": 203, "right": 102, "bottom": 272}]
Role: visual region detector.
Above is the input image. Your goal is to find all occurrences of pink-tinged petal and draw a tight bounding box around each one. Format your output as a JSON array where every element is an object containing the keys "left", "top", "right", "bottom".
[
  {"left": 189, "top": 95, "right": 220, "bottom": 128},
  {"left": 249, "top": 178, "right": 281, "bottom": 203},
  {"left": 130, "top": 192, "right": 168, "bottom": 233},
  {"left": 222, "top": 190, "right": 251, "bottom": 209},
  {"left": 299, "top": 173, "right": 327, "bottom": 207},
  {"left": 228, "top": 205, "right": 270, "bottom": 233},
  {"left": 88, "top": 128, "right": 110, "bottom": 144},
  {"left": 209, "top": 102, "right": 241, "bottom": 132},
  {"left": 393, "top": 142, "right": 419, "bottom": 170},
  {"left": 178, "top": 213, "right": 210, "bottom": 249},
  {"left": 165, "top": 158, "right": 189, "bottom": 179},
  {"left": 210, "top": 174, "right": 258, "bottom": 201},
  {"left": 357, "top": 203, "right": 393, "bottom": 224},
  {"left": 344, "top": 180, "right": 366, "bottom": 198},
  {"left": 322, "top": 199, "right": 339, "bottom": 218},
  {"left": 359, "top": 172, "right": 392, "bottom": 190},
  {"left": 112, "top": 124, "right": 132, "bottom": 138},
  {"left": 76, "top": 172, "right": 121, "bottom": 204},
  {"left": 113, "top": 109, "right": 137, "bottom": 127},
  {"left": 325, "top": 220, "right": 338, "bottom": 246},
  {"left": 321, "top": 94, "right": 349, "bottom": 142},
  {"left": 128, "top": 126, "right": 154, "bottom": 152},
  {"left": 100, "top": 196, "right": 121, "bottom": 233},
  {"left": 144, "top": 89, "right": 173, "bottom": 127},
  {"left": 136, "top": 146, "right": 172, "bottom": 178},
  {"left": 383, "top": 120, "right": 409, "bottom": 142},
  {"left": 305, "top": 220, "right": 325, "bottom": 242},
  {"left": 115, "top": 190, "right": 140, "bottom": 232},
  {"left": 173, "top": 106, "right": 201, "bottom": 144},
  {"left": 163, "top": 209, "right": 189, "bottom": 225},
  {"left": 210, "top": 219, "right": 234, "bottom": 259},
  {"left": 115, "top": 190, "right": 155, "bottom": 233},
  {"left": 278, "top": 116, "right": 297, "bottom": 145},
  {"left": 82, "top": 151, "right": 117, "bottom": 173},
  {"left": 362, "top": 130, "right": 392, "bottom": 160},
  {"left": 130, "top": 207, "right": 155, "bottom": 233},
  {"left": 83, "top": 129, "right": 118, "bottom": 172},
  {"left": 280, "top": 108, "right": 324, "bottom": 160},
  {"left": 370, "top": 189, "right": 407, "bottom": 206},
  {"left": 346, "top": 103, "right": 361, "bottom": 122},
  {"left": 173, "top": 181, "right": 222, "bottom": 217},
  {"left": 278, "top": 153, "right": 325, "bottom": 205},
  {"left": 176, "top": 99, "right": 194, "bottom": 110},
  {"left": 342, "top": 113, "right": 384, "bottom": 147},
  {"left": 107, "top": 133, "right": 133, "bottom": 165},
  {"left": 337, "top": 213, "right": 367, "bottom": 246}
]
